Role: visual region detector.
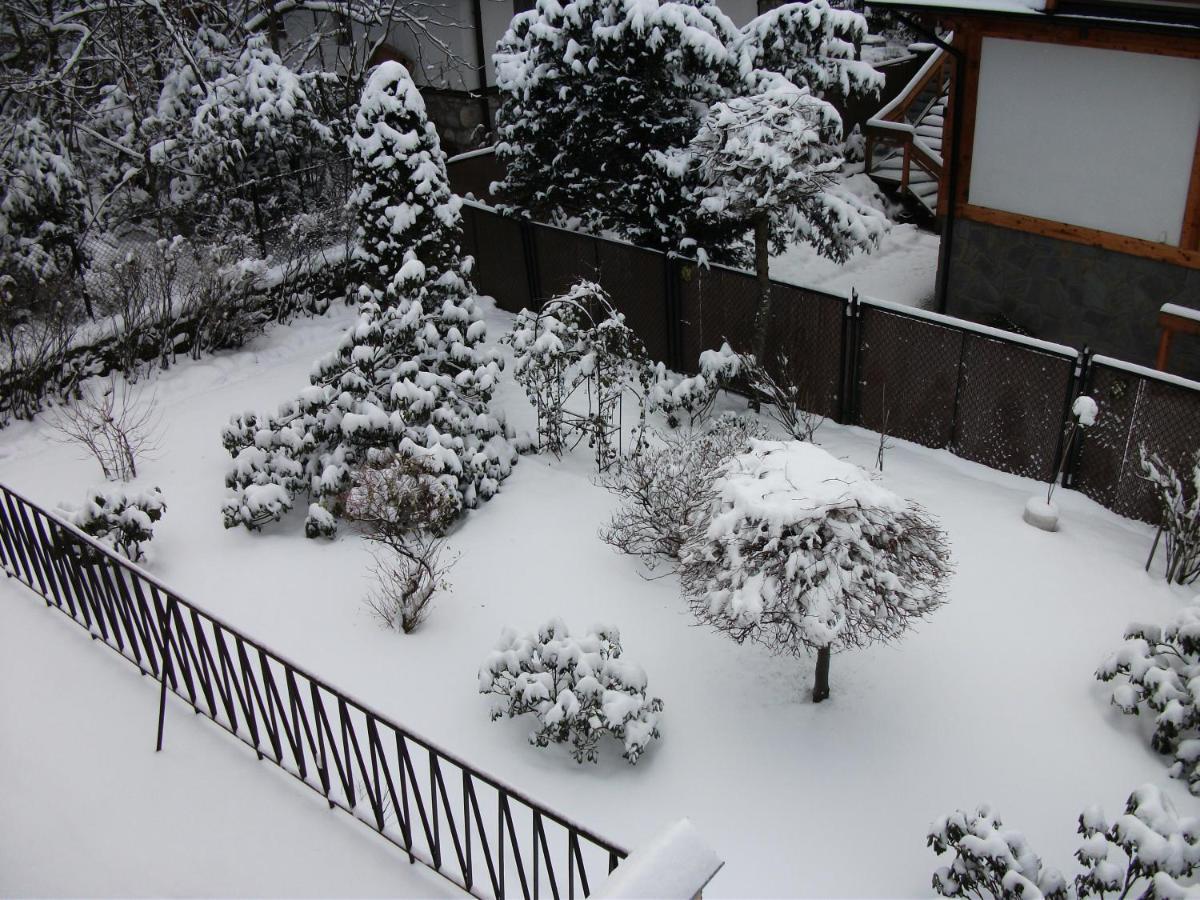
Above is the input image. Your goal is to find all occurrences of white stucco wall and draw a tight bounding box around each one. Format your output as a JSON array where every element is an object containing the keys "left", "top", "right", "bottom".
[{"left": 968, "top": 37, "right": 1200, "bottom": 245}]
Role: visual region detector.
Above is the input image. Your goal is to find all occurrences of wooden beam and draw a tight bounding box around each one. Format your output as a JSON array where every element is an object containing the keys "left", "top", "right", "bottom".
[
  {"left": 957, "top": 203, "right": 1200, "bottom": 270},
  {"left": 969, "top": 17, "right": 1200, "bottom": 59},
  {"left": 1182, "top": 124, "right": 1200, "bottom": 251},
  {"left": 954, "top": 27, "right": 982, "bottom": 210}
]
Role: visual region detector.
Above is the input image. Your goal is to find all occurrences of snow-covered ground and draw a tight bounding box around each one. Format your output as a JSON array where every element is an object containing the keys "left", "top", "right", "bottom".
[
  {"left": 0, "top": 580, "right": 457, "bottom": 898},
  {"left": 0, "top": 298, "right": 1191, "bottom": 896},
  {"left": 770, "top": 173, "right": 941, "bottom": 309}
]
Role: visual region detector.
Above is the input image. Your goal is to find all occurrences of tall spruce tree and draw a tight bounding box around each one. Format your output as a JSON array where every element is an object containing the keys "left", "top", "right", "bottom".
[{"left": 221, "top": 62, "right": 514, "bottom": 538}]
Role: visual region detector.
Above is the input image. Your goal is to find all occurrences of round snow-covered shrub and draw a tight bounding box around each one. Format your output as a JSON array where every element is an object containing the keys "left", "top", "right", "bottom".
[
  {"left": 600, "top": 413, "right": 768, "bottom": 567},
  {"left": 929, "top": 785, "right": 1200, "bottom": 900},
  {"left": 681, "top": 440, "right": 950, "bottom": 701},
  {"left": 1098, "top": 598, "right": 1200, "bottom": 793},
  {"left": 479, "top": 619, "right": 663, "bottom": 765},
  {"left": 64, "top": 485, "right": 166, "bottom": 561}
]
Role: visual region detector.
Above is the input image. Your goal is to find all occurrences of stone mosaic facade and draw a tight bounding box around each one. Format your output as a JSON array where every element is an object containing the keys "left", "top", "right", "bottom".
[{"left": 943, "top": 218, "right": 1200, "bottom": 379}]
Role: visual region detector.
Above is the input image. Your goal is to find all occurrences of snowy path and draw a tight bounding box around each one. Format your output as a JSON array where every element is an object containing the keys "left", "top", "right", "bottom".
[
  {"left": 0, "top": 577, "right": 459, "bottom": 898},
  {"left": 1, "top": 299, "right": 1195, "bottom": 896}
]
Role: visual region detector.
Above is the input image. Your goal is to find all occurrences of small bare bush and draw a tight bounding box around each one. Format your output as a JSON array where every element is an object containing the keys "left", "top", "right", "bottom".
[
  {"left": 365, "top": 532, "right": 457, "bottom": 633},
  {"left": 51, "top": 375, "right": 161, "bottom": 481},
  {"left": 600, "top": 413, "right": 768, "bottom": 568},
  {"left": 1141, "top": 445, "right": 1200, "bottom": 585},
  {"left": 743, "top": 354, "right": 824, "bottom": 442},
  {"left": 344, "top": 456, "right": 461, "bottom": 633}
]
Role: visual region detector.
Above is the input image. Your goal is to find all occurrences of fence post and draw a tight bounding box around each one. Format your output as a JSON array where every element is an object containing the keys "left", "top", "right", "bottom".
[
  {"left": 155, "top": 593, "right": 178, "bottom": 752},
  {"left": 664, "top": 257, "right": 684, "bottom": 372},
  {"left": 838, "top": 291, "right": 861, "bottom": 425},
  {"left": 1062, "top": 346, "right": 1092, "bottom": 490},
  {"left": 519, "top": 219, "right": 541, "bottom": 308}
]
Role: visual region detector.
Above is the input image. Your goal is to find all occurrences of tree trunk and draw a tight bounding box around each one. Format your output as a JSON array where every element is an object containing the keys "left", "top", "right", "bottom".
[
  {"left": 812, "top": 646, "right": 831, "bottom": 703},
  {"left": 750, "top": 214, "right": 772, "bottom": 364}
]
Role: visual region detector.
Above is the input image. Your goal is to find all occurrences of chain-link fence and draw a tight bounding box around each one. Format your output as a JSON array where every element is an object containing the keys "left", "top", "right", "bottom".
[
  {"left": 1071, "top": 358, "right": 1200, "bottom": 522},
  {"left": 456, "top": 195, "right": 1200, "bottom": 527}
]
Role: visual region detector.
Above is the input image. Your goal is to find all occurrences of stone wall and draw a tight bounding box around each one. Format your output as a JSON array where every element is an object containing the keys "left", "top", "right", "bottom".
[{"left": 944, "top": 217, "right": 1200, "bottom": 379}]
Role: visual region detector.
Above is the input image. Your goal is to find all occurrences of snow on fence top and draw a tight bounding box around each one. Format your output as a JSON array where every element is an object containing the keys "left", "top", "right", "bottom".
[
  {"left": 1091, "top": 355, "right": 1200, "bottom": 394},
  {"left": 1162, "top": 303, "right": 1200, "bottom": 324},
  {"left": 868, "top": 0, "right": 1045, "bottom": 13},
  {"left": 594, "top": 818, "right": 723, "bottom": 899},
  {"left": 860, "top": 295, "right": 1078, "bottom": 358},
  {"left": 446, "top": 145, "right": 500, "bottom": 164}
]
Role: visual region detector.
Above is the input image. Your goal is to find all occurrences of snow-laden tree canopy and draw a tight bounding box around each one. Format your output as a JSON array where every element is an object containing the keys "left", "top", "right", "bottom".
[
  {"left": 492, "top": 0, "right": 885, "bottom": 263},
  {"left": 682, "top": 75, "right": 888, "bottom": 263},
  {"left": 681, "top": 440, "right": 950, "bottom": 700}
]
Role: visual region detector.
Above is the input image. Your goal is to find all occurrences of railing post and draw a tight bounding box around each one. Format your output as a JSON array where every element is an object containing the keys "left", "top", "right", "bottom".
[
  {"left": 1062, "top": 346, "right": 1092, "bottom": 490},
  {"left": 155, "top": 593, "right": 178, "bottom": 752}
]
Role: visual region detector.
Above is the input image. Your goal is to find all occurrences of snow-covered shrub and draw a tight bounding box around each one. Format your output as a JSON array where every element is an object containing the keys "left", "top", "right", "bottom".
[
  {"left": 681, "top": 440, "right": 951, "bottom": 701},
  {"left": 601, "top": 414, "right": 769, "bottom": 568},
  {"left": 221, "top": 62, "right": 515, "bottom": 537},
  {"left": 928, "top": 805, "right": 1069, "bottom": 900},
  {"left": 929, "top": 785, "right": 1200, "bottom": 900},
  {"left": 64, "top": 485, "right": 166, "bottom": 561},
  {"left": 1141, "top": 447, "right": 1200, "bottom": 586},
  {"left": 505, "top": 281, "right": 651, "bottom": 468},
  {"left": 493, "top": 0, "right": 746, "bottom": 259},
  {"left": 1097, "top": 598, "right": 1200, "bottom": 793},
  {"left": 479, "top": 620, "right": 664, "bottom": 765},
  {"left": 649, "top": 343, "right": 744, "bottom": 429},
  {"left": 50, "top": 376, "right": 160, "bottom": 481}
]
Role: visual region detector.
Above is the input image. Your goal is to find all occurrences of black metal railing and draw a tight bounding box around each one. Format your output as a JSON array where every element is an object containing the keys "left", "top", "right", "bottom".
[{"left": 0, "top": 482, "right": 626, "bottom": 899}]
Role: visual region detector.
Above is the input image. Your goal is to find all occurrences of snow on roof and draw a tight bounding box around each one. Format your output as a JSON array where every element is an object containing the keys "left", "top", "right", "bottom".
[
  {"left": 866, "top": 0, "right": 1046, "bottom": 13},
  {"left": 594, "top": 819, "right": 723, "bottom": 899}
]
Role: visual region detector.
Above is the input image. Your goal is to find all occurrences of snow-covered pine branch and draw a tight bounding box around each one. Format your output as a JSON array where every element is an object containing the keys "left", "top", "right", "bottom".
[
  {"left": 479, "top": 619, "right": 664, "bottom": 765},
  {"left": 681, "top": 440, "right": 950, "bottom": 702},
  {"left": 734, "top": 0, "right": 885, "bottom": 103}
]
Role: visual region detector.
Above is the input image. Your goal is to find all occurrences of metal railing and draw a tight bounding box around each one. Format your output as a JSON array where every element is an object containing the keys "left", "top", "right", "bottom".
[{"left": 0, "top": 482, "right": 626, "bottom": 899}]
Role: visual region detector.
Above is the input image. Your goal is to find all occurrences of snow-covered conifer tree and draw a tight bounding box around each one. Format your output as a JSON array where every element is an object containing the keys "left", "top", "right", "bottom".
[
  {"left": 680, "top": 441, "right": 950, "bottom": 701},
  {"left": 222, "top": 62, "right": 514, "bottom": 537},
  {"left": 493, "top": 0, "right": 745, "bottom": 257}
]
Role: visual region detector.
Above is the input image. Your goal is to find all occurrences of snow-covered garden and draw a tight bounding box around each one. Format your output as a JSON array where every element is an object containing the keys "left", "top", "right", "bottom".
[
  {"left": 4, "top": 269, "right": 1199, "bottom": 894},
  {"left": 4, "top": 0, "right": 1200, "bottom": 895}
]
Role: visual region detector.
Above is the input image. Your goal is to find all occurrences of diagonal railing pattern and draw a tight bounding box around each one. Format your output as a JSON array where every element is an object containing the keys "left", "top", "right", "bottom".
[{"left": 0, "top": 481, "right": 625, "bottom": 899}]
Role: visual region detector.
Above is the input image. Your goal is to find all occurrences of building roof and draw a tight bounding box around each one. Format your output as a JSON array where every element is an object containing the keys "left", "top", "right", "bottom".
[{"left": 866, "top": 0, "right": 1200, "bottom": 29}]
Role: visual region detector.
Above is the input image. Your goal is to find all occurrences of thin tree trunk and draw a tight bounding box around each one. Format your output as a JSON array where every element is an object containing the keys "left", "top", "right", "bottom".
[
  {"left": 812, "top": 646, "right": 831, "bottom": 703},
  {"left": 750, "top": 214, "right": 772, "bottom": 364}
]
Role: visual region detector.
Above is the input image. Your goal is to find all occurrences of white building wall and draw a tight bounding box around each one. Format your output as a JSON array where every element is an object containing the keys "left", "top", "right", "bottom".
[{"left": 968, "top": 37, "right": 1200, "bottom": 245}]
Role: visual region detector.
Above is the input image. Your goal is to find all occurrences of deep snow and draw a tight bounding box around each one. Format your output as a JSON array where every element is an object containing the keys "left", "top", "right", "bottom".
[{"left": 0, "top": 296, "right": 1194, "bottom": 896}]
